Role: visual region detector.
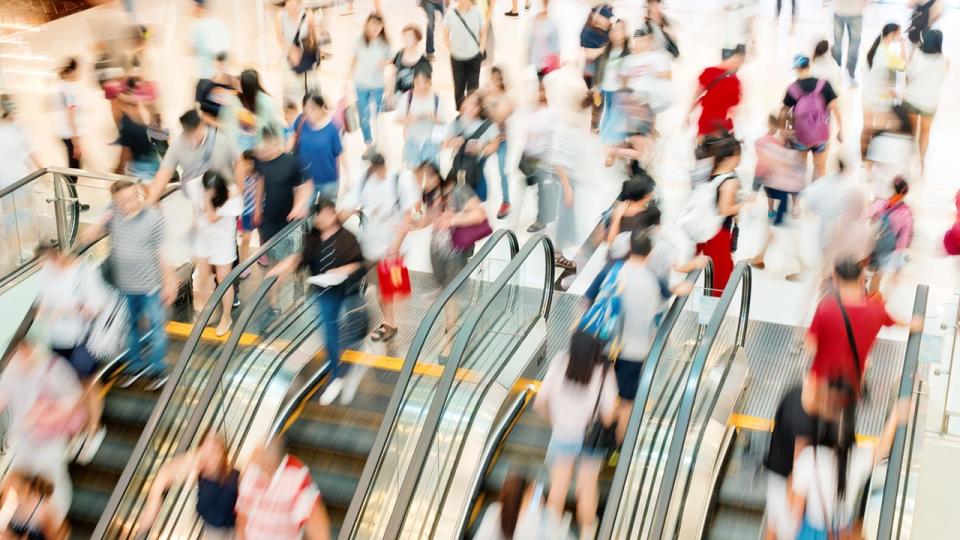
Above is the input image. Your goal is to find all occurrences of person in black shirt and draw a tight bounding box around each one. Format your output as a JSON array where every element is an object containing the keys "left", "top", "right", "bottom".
[
  {"left": 269, "top": 198, "right": 365, "bottom": 405},
  {"left": 114, "top": 82, "right": 160, "bottom": 180},
  {"left": 254, "top": 126, "right": 312, "bottom": 258},
  {"left": 779, "top": 55, "right": 843, "bottom": 179},
  {"left": 764, "top": 376, "right": 848, "bottom": 540}
]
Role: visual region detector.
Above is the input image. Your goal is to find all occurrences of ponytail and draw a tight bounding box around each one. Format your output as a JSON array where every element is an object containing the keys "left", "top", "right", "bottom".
[{"left": 867, "top": 23, "right": 901, "bottom": 69}]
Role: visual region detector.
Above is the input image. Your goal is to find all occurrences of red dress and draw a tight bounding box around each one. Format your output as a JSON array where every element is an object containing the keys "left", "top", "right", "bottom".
[
  {"left": 697, "top": 66, "right": 742, "bottom": 137},
  {"left": 696, "top": 176, "right": 736, "bottom": 297}
]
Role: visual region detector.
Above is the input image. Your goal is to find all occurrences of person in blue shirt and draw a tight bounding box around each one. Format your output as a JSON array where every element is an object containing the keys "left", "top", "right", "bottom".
[{"left": 287, "top": 93, "right": 344, "bottom": 202}]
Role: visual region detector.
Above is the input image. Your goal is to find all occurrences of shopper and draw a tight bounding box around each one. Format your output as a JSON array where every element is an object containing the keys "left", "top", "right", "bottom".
[
  {"left": 56, "top": 58, "right": 89, "bottom": 212},
  {"left": 268, "top": 198, "right": 365, "bottom": 406},
  {"left": 289, "top": 93, "right": 345, "bottom": 202},
  {"left": 275, "top": 0, "right": 321, "bottom": 103},
  {"left": 621, "top": 25, "right": 673, "bottom": 118},
  {"left": 445, "top": 91, "right": 499, "bottom": 201},
  {"left": 867, "top": 177, "right": 914, "bottom": 296},
  {"left": 805, "top": 259, "right": 923, "bottom": 395},
  {"left": 605, "top": 174, "right": 656, "bottom": 248},
  {"left": 832, "top": 0, "right": 864, "bottom": 82},
  {"left": 348, "top": 13, "right": 391, "bottom": 158},
  {"left": 34, "top": 246, "right": 108, "bottom": 464},
  {"left": 763, "top": 376, "right": 844, "bottom": 540},
  {"left": 903, "top": 29, "right": 948, "bottom": 170},
  {"left": 81, "top": 180, "right": 173, "bottom": 390},
  {"left": 689, "top": 46, "right": 744, "bottom": 140},
  {"left": 593, "top": 20, "right": 630, "bottom": 145},
  {"left": 482, "top": 67, "right": 515, "bottom": 219},
  {"left": 644, "top": 0, "right": 679, "bottom": 58},
  {"left": 444, "top": 0, "right": 486, "bottom": 110},
  {"left": 811, "top": 40, "right": 842, "bottom": 94},
  {"left": 339, "top": 153, "right": 420, "bottom": 343},
  {"left": 0, "top": 332, "right": 83, "bottom": 522},
  {"left": 0, "top": 472, "right": 66, "bottom": 540},
  {"left": 862, "top": 23, "right": 906, "bottom": 157},
  {"left": 238, "top": 69, "right": 284, "bottom": 152},
  {"left": 474, "top": 474, "right": 568, "bottom": 540},
  {"left": 114, "top": 81, "right": 161, "bottom": 180},
  {"left": 236, "top": 437, "right": 330, "bottom": 540},
  {"left": 397, "top": 68, "right": 442, "bottom": 170},
  {"left": 535, "top": 330, "right": 617, "bottom": 538},
  {"left": 138, "top": 431, "right": 239, "bottom": 539},
  {"left": 780, "top": 54, "right": 842, "bottom": 179},
  {"left": 388, "top": 25, "right": 432, "bottom": 102},
  {"left": 420, "top": 0, "right": 445, "bottom": 61},
  {"left": 580, "top": 1, "right": 615, "bottom": 85},
  {"left": 192, "top": 0, "right": 231, "bottom": 80},
  {"left": 695, "top": 134, "right": 746, "bottom": 296},
  {"left": 775, "top": 0, "right": 797, "bottom": 34},
  {"left": 237, "top": 150, "right": 258, "bottom": 276},
  {"left": 194, "top": 172, "right": 242, "bottom": 336},
  {"left": 526, "top": 0, "right": 560, "bottom": 79}
]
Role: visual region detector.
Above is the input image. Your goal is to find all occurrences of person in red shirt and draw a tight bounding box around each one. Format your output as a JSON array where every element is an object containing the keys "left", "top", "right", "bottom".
[
  {"left": 689, "top": 45, "right": 745, "bottom": 140},
  {"left": 805, "top": 259, "right": 923, "bottom": 393}
]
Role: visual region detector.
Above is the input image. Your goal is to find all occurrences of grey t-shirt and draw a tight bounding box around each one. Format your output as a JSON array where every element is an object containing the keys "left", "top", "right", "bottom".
[
  {"left": 444, "top": 7, "right": 483, "bottom": 60},
  {"left": 107, "top": 206, "right": 166, "bottom": 294},
  {"left": 161, "top": 126, "right": 238, "bottom": 185},
  {"left": 353, "top": 38, "right": 391, "bottom": 89},
  {"left": 617, "top": 260, "right": 661, "bottom": 362},
  {"left": 834, "top": 0, "right": 864, "bottom": 17}
]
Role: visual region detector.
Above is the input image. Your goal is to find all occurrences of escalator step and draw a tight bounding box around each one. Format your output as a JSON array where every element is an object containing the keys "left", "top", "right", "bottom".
[
  {"left": 706, "top": 506, "right": 765, "bottom": 540},
  {"left": 102, "top": 389, "right": 157, "bottom": 428}
]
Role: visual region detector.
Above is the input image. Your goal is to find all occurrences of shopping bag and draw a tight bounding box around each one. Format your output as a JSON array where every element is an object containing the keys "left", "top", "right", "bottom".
[{"left": 377, "top": 257, "right": 412, "bottom": 301}]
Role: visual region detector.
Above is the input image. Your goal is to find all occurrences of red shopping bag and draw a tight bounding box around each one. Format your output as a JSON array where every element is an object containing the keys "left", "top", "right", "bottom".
[{"left": 377, "top": 257, "right": 412, "bottom": 301}]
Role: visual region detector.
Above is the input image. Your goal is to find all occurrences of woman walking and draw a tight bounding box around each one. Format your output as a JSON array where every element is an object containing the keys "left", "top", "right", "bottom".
[
  {"left": 347, "top": 13, "right": 391, "bottom": 158},
  {"left": 593, "top": 19, "right": 629, "bottom": 145},
  {"left": 194, "top": 172, "right": 243, "bottom": 336},
  {"left": 482, "top": 67, "right": 515, "bottom": 219},
  {"left": 696, "top": 133, "right": 748, "bottom": 295},
  {"left": 238, "top": 69, "right": 283, "bottom": 152},
  {"left": 861, "top": 23, "right": 906, "bottom": 157},
  {"left": 444, "top": 0, "right": 486, "bottom": 109},
  {"left": 903, "top": 29, "right": 948, "bottom": 170}
]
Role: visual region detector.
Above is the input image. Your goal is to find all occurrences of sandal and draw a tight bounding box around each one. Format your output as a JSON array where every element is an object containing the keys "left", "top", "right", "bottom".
[
  {"left": 370, "top": 324, "right": 398, "bottom": 342},
  {"left": 554, "top": 255, "right": 576, "bottom": 271}
]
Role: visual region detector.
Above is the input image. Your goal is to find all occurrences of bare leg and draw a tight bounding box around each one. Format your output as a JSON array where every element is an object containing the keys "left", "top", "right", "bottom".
[
  {"left": 918, "top": 114, "right": 933, "bottom": 169},
  {"left": 194, "top": 259, "right": 213, "bottom": 310},
  {"left": 574, "top": 458, "right": 603, "bottom": 536},
  {"left": 85, "top": 379, "right": 103, "bottom": 435},
  {"left": 812, "top": 147, "right": 828, "bottom": 179},
  {"left": 380, "top": 296, "right": 396, "bottom": 329},
  {"left": 239, "top": 232, "right": 251, "bottom": 265},
  {"left": 547, "top": 457, "right": 575, "bottom": 517},
  {"left": 215, "top": 263, "right": 234, "bottom": 335},
  {"left": 616, "top": 401, "right": 632, "bottom": 444}
]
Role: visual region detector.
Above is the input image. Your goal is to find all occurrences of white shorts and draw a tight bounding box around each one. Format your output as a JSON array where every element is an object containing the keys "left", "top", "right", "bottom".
[
  {"left": 766, "top": 472, "right": 799, "bottom": 540},
  {"left": 194, "top": 219, "right": 237, "bottom": 266}
]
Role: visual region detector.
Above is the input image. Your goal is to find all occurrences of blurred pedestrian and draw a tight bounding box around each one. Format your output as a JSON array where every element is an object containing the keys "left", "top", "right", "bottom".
[
  {"left": 644, "top": 0, "right": 679, "bottom": 58},
  {"left": 482, "top": 66, "right": 515, "bottom": 219},
  {"left": 861, "top": 23, "right": 906, "bottom": 157},
  {"left": 867, "top": 177, "right": 914, "bottom": 296},
  {"left": 474, "top": 474, "right": 568, "bottom": 540},
  {"left": 593, "top": 20, "right": 629, "bottom": 145},
  {"left": 694, "top": 133, "right": 746, "bottom": 296},
  {"left": 810, "top": 40, "right": 841, "bottom": 94},
  {"left": 0, "top": 472, "right": 66, "bottom": 540},
  {"left": 832, "top": 0, "right": 864, "bottom": 82},
  {"left": 289, "top": 94, "right": 345, "bottom": 202},
  {"left": 397, "top": 69, "right": 442, "bottom": 170},
  {"left": 347, "top": 13, "right": 391, "bottom": 159},
  {"left": 56, "top": 58, "right": 88, "bottom": 212},
  {"left": 526, "top": 0, "right": 560, "bottom": 80},
  {"left": 689, "top": 46, "right": 744, "bottom": 141},
  {"left": 903, "top": 29, "right": 948, "bottom": 170},
  {"left": 387, "top": 25, "right": 432, "bottom": 107},
  {"left": 445, "top": 0, "right": 486, "bottom": 109},
  {"left": 194, "top": 172, "right": 243, "bottom": 336},
  {"left": 780, "top": 54, "right": 842, "bottom": 179},
  {"left": 420, "top": 0, "right": 445, "bottom": 61},
  {"left": 275, "top": 0, "right": 321, "bottom": 103},
  {"left": 191, "top": 0, "right": 231, "bottom": 79},
  {"left": 138, "top": 431, "right": 239, "bottom": 539},
  {"left": 444, "top": 91, "right": 499, "bottom": 201},
  {"left": 534, "top": 330, "right": 617, "bottom": 538},
  {"left": 114, "top": 80, "right": 161, "bottom": 180},
  {"left": 238, "top": 69, "right": 284, "bottom": 152}
]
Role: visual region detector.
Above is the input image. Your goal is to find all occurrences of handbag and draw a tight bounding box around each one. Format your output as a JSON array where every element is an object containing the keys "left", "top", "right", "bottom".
[
  {"left": 376, "top": 257, "right": 412, "bottom": 301},
  {"left": 29, "top": 359, "right": 89, "bottom": 442},
  {"left": 451, "top": 218, "right": 493, "bottom": 252},
  {"left": 834, "top": 289, "right": 869, "bottom": 400},
  {"left": 519, "top": 154, "right": 541, "bottom": 186},
  {"left": 582, "top": 357, "right": 617, "bottom": 455}
]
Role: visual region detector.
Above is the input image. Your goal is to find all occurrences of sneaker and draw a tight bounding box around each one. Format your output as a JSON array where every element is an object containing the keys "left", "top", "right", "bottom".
[
  {"left": 116, "top": 366, "right": 151, "bottom": 389},
  {"left": 497, "top": 202, "right": 511, "bottom": 219},
  {"left": 75, "top": 427, "right": 107, "bottom": 465},
  {"left": 144, "top": 372, "right": 169, "bottom": 392},
  {"left": 319, "top": 378, "right": 344, "bottom": 406},
  {"left": 232, "top": 295, "right": 241, "bottom": 308},
  {"left": 504, "top": 10, "right": 519, "bottom": 16},
  {"left": 240, "top": 268, "right": 252, "bottom": 279},
  {"left": 340, "top": 366, "right": 366, "bottom": 406},
  {"left": 526, "top": 222, "right": 545, "bottom": 233},
  {"left": 257, "top": 255, "right": 269, "bottom": 267}
]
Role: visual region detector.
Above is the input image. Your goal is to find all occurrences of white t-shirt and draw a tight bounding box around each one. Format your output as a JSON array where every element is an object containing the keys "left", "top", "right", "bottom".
[
  {"left": 620, "top": 51, "right": 672, "bottom": 112},
  {"left": 0, "top": 121, "right": 34, "bottom": 189},
  {"left": 524, "top": 105, "right": 553, "bottom": 159},
  {"left": 904, "top": 52, "right": 948, "bottom": 114},
  {"left": 341, "top": 169, "right": 421, "bottom": 261},
  {"left": 444, "top": 7, "right": 484, "bottom": 60},
  {"left": 617, "top": 260, "right": 662, "bottom": 361},
  {"left": 811, "top": 56, "right": 842, "bottom": 96},
  {"left": 792, "top": 445, "right": 874, "bottom": 531},
  {"left": 538, "top": 353, "right": 618, "bottom": 443},
  {"left": 474, "top": 498, "right": 570, "bottom": 540},
  {"left": 600, "top": 49, "right": 627, "bottom": 92},
  {"left": 0, "top": 353, "right": 82, "bottom": 445},
  {"left": 353, "top": 38, "right": 391, "bottom": 90},
  {"left": 399, "top": 91, "right": 441, "bottom": 142},
  {"left": 56, "top": 82, "right": 81, "bottom": 139},
  {"left": 36, "top": 262, "right": 108, "bottom": 349}
]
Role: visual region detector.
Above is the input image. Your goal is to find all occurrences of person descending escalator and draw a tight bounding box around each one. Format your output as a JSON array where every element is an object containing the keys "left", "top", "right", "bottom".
[
  {"left": 474, "top": 473, "right": 570, "bottom": 540},
  {"left": 0, "top": 471, "right": 66, "bottom": 540}
]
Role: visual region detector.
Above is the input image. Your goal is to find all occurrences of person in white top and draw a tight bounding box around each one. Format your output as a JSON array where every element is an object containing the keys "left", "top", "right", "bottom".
[
  {"left": 903, "top": 29, "right": 948, "bottom": 168},
  {"left": 620, "top": 25, "right": 672, "bottom": 116},
  {"left": 56, "top": 58, "right": 89, "bottom": 212},
  {"left": 594, "top": 20, "right": 630, "bottom": 145},
  {"left": 810, "top": 40, "right": 842, "bottom": 97},
  {"left": 792, "top": 398, "right": 909, "bottom": 538},
  {"left": 474, "top": 474, "right": 570, "bottom": 540},
  {"left": 861, "top": 23, "right": 906, "bottom": 156},
  {"left": 338, "top": 153, "right": 420, "bottom": 343},
  {"left": 0, "top": 94, "right": 43, "bottom": 271},
  {"left": 347, "top": 13, "right": 391, "bottom": 158},
  {"left": 534, "top": 330, "right": 618, "bottom": 537},
  {"left": 194, "top": 172, "right": 243, "bottom": 336},
  {"left": 397, "top": 69, "right": 443, "bottom": 170}
]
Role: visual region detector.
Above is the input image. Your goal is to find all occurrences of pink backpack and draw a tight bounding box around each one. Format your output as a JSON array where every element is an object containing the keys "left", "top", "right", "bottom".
[{"left": 788, "top": 79, "right": 830, "bottom": 147}]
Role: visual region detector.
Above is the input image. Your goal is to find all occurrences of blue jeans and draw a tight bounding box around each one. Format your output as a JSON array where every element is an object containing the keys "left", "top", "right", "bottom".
[
  {"left": 496, "top": 139, "right": 510, "bottom": 205},
  {"left": 356, "top": 87, "right": 384, "bottom": 145},
  {"left": 833, "top": 15, "right": 862, "bottom": 78},
  {"left": 123, "top": 292, "right": 168, "bottom": 374},
  {"left": 313, "top": 291, "right": 347, "bottom": 379},
  {"left": 420, "top": 0, "right": 445, "bottom": 55},
  {"left": 599, "top": 90, "right": 623, "bottom": 144}
]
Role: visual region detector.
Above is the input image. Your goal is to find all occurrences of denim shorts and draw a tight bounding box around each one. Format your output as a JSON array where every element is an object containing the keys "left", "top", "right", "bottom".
[
  {"left": 545, "top": 437, "right": 606, "bottom": 465},
  {"left": 788, "top": 139, "right": 827, "bottom": 154}
]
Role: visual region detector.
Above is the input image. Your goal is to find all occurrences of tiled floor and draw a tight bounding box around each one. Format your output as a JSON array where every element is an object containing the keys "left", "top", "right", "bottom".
[{"left": 0, "top": 0, "right": 89, "bottom": 31}]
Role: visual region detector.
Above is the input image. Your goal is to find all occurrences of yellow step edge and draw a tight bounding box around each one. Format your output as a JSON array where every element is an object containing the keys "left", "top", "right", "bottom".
[{"left": 729, "top": 413, "right": 879, "bottom": 445}]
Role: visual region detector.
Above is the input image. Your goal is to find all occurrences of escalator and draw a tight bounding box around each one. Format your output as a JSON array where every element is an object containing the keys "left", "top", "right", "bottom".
[{"left": 93, "top": 229, "right": 521, "bottom": 539}]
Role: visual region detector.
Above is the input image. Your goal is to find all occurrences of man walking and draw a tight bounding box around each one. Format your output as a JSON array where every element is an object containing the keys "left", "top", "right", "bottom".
[{"left": 833, "top": 0, "right": 866, "bottom": 83}]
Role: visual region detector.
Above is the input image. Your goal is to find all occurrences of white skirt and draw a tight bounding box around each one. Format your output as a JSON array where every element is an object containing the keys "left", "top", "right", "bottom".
[{"left": 194, "top": 216, "right": 238, "bottom": 266}]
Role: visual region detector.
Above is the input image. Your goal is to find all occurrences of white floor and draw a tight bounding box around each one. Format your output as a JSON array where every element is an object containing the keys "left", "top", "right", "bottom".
[{"left": 2, "top": 0, "right": 959, "bottom": 336}]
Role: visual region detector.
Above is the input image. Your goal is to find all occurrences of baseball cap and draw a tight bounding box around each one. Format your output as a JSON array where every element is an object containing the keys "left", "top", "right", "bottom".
[{"left": 793, "top": 54, "right": 810, "bottom": 69}]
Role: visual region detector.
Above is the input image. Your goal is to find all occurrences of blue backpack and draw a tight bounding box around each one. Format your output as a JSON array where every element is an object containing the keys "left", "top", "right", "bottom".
[
  {"left": 871, "top": 203, "right": 903, "bottom": 266},
  {"left": 579, "top": 261, "right": 625, "bottom": 350}
]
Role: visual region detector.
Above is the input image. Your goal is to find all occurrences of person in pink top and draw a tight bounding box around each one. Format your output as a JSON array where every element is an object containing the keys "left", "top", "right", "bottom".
[{"left": 867, "top": 176, "right": 913, "bottom": 296}]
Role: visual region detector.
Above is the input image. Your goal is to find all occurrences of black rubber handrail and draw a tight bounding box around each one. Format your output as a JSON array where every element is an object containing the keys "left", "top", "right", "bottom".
[
  {"left": 596, "top": 262, "right": 711, "bottom": 539},
  {"left": 648, "top": 262, "right": 752, "bottom": 539},
  {"left": 93, "top": 210, "right": 314, "bottom": 539},
  {"left": 877, "top": 285, "right": 928, "bottom": 540},
  {"left": 382, "top": 234, "right": 555, "bottom": 538},
  {"left": 339, "top": 229, "right": 520, "bottom": 538}
]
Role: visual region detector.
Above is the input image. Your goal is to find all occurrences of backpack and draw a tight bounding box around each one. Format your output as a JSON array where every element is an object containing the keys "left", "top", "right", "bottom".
[
  {"left": 406, "top": 90, "right": 440, "bottom": 117},
  {"left": 871, "top": 203, "right": 903, "bottom": 265},
  {"left": 787, "top": 79, "right": 830, "bottom": 147},
  {"left": 578, "top": 261, "right": 625, "bottom": 351},
  {"left": 679, "top": 173, "right": 733, "bottom": 243},
  {"left": 446, "top": 119, "right": 493, "bottom": 200}
]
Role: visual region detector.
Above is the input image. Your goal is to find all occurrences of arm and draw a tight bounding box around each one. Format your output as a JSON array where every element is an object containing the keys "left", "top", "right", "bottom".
[
  {"left": 555, "top": 166, "right": 574, "bottom": 207},
  {"left": 158, "top": 251, "right": 176, "bottom": 307},
  {"left": 148, "top": 165, "right": 177, "bottom": 206},
  {"left": 829, "top": 100, "right": 843, "bottom": 140},
  {"left": 291, "top": 181, "right": 313, "bottom": 220},
  {"left": 303, "top": 500, "right": 332, "bottom": 540},
  {"left": 605, "top": 203, "right": 626, "bottom": 245},
  {"left": 136, "top": 451, "right": 198, "bottom": 532},
  {"left": 235, "top": 514, "right": 247, "bottom": 540},
  {"left": 253, "top": 175, "right": 265, "bottom": 227},
  {"left": 479, "top": 19, "right": 488, "bottom": 54},
  {"left": 78, "top": 211, "right": 112, "bottom": 246},
  {"left": 329, "top": 261, "right": 364, "bottom": 276},
  {"left": 267, "top": 253, "right": 304, "bottom": 279},
  {"left": 115, "top": 146, "right": 132, "bottom": 175},
  {"left": 716, "top": 178, "right": 743, "bottom": 216},
  {"left": 874, "top": 399, "right": 910, "bottom": 464}
]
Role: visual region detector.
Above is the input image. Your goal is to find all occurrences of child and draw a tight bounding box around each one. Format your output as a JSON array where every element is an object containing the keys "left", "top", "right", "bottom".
[
  {"left": 238, "top": 150, "right": 259, "bottom": 278},
  {"left": 282, "top": 100, "right": 299, "bottom": 143},
  {"left": 755, "top": 114, "right": 803, "bottom": 223}
]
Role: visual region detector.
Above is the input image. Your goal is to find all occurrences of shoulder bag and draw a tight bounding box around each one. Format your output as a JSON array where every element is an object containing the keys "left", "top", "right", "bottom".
[
  {"left": 452, "top": 8, "right": 486, "bottom": 60},
  {"left": 834, "top": 289, "right": 869, "bottom": 399},
  {"left": 583, "top": 358, "right": 617, "bottom": 455}
]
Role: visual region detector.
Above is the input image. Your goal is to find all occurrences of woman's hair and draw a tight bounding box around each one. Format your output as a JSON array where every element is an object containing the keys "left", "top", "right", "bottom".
[
  {"left": 619, "top": 173, "right": 656, "bottom": 202},
  {"left": 893, "top": 176, "right": 909, "bottom": 196},
  {"left": 813, "top": 39, "right": 830, "bottom": 59},
  {"left": 866, "top": 23, "right": 900, "bottom": 69},
  {"left": 239, "top": 69, "right": 267, "bottom": 113},
  {"left": 202, "top": 171, "right": 229, "bottom": 209},
  {"left": 606, "top": 19, "right": 630, "bottom": 57},
  {"left": 59, "top": 57, "right": 78, "bottom": 77},
  {"left": 402, "top": 24, "right": 423, "bottom": 43},
  {"left": 565, "top": 330, "right": 605, "bottom": 385},
  {"left": 490, "top": 66, "right": 507, "bottom": 92},
  {"left": 635, "top": 201, "right": 662, "bottom": 229},
  {"left": 702, "top": 132, "right": 741, "bottom": 173},
  {"left": 363, "top": 13, "right": 389, "bottom": 45},
  {"left": 462, "top": 90, "right": 486, "bottom": 118},
  {"left": 834, "top": 258, "right": 863, "bottom": 282},
  {"left": 498, "top": 474, "right": 531, "bottom": 538},
  {"left": 199, "top": 429, "right": 231, "bottom": 478},
  {"left": 817, "top": 379, "right": 857, "bottom": 500},
  {"left": 920, "top": 29, "right": 943, "bottom": 54}
]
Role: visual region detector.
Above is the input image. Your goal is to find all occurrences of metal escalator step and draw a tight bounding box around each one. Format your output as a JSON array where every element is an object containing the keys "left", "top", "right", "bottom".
[
  {"left": 101, "top": 388, "right": 158, "bottom": 428},
  {"left": 68, "top": 481, "right": 113, "bottom": 526},
  {"left": 306, "top": 466, "right": 362, "bottom": 510},
  {"left": 706, "top": 506, "right": 765, "bottom": 540},
  {"left": 67, "top": 428, "right": 138, "bottom": 476},
  {"left": 715, "top": 431, "right": 769, "bottom": 512}
]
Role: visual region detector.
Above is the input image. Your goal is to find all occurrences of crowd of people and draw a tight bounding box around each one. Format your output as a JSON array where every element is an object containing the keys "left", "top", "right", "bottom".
[{"left": 0, "top": 0, "right": 950, "bottom": 538}]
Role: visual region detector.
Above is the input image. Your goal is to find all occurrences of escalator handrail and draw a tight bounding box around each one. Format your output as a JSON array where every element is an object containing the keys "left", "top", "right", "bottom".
[
  {"left": 382, "top": 234, "right": 555, "bottom": 538},
  {"left": 340, "top": 228, "right": 520, "bottom": 537},
  {"left": 877, "top": 285, "right": 928, "bottom": 540},
  {"left": 93, "top": 211, "right": 314, "bottom": 539},
  {"left": 649, "top": 261, "right": 752, "bottom": 539},
  {"left": 596, "top": 263, "right": 711, "bottom": 540}
]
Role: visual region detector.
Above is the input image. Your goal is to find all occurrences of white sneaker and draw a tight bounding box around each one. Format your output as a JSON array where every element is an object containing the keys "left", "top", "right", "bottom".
[
  {"left": 319, "top": 378, "right": 344, "bottom": 406},
  {"left": 340, "top": 366, "right": 367, "bottom": 406},
  {"left": 66, "top": 432, "right": 87, "bottom": 462},
  {"left": 76, "top": 427, "right": 107, "bottom": 465}
]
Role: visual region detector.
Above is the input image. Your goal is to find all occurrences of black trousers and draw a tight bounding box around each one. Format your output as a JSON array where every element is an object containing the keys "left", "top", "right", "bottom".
[
  {"left": 451, "top": 54, "right": 482, "bottom": 110},
  {"left": 61, "top": 138, "right": 81, "bottom": 204},
  {"left": 776, "top": 0, "right": 796, "bottom": 19}
]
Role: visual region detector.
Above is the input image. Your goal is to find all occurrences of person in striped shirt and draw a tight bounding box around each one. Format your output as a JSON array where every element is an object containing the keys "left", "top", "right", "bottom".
[{"left": 236, "top": 437, "right": 330, "bottom": 540}]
